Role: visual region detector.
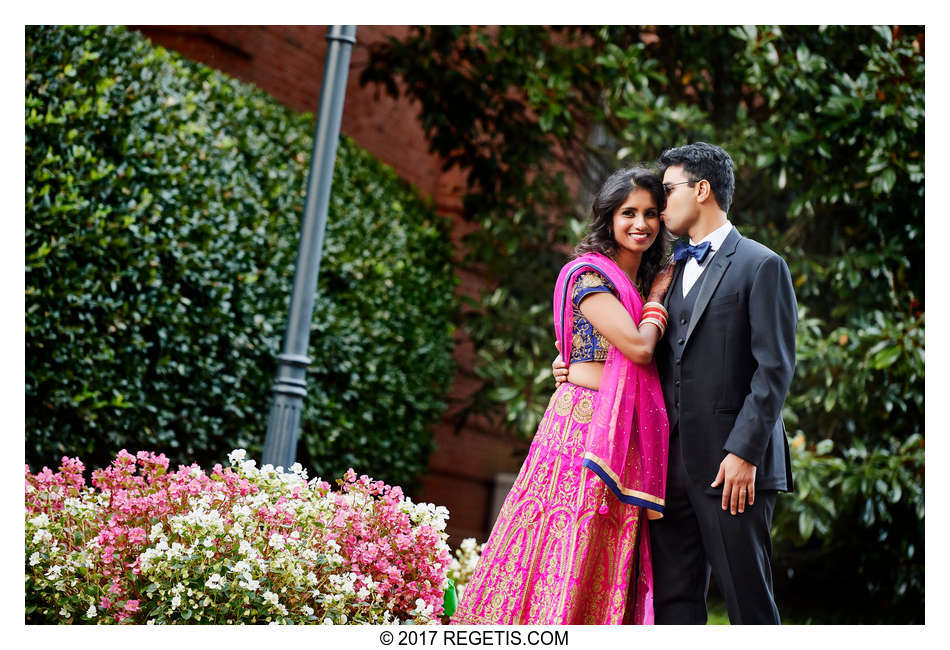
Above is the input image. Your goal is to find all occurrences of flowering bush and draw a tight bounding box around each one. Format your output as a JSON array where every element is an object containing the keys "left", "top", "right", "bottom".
[
  {"left": 25, "top": 449, "right": 452, "bottom": 624},
  {"left": 447, "top": 538, "right": 485, "bottom": 603}
]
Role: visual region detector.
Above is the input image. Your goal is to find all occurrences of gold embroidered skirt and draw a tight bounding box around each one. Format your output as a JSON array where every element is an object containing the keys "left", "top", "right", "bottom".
[{"left": 451, "top": 382, "right": 652, "bottom": 625}]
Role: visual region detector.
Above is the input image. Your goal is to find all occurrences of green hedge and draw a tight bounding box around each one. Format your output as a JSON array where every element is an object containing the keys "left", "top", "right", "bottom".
[{"left": 25, "top": 25, "right": 458, "bottom": 488}]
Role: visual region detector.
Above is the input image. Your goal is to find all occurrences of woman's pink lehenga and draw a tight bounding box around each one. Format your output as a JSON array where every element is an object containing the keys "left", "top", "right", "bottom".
[
  {"left": 451, "top": 253, "right": 669, "bottom": 625},
  {"left": 450, "top": 382, "right": 653, "bottom": 624}
]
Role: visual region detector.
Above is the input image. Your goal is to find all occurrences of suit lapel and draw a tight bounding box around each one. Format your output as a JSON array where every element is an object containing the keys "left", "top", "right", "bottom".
[{"left": 684, "top": 228, "right": 741, "bottom": 344}]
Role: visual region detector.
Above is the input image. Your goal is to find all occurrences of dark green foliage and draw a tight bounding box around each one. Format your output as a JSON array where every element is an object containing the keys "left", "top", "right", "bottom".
[
  {"left": 25, "top": 25, "right": 457, "bottom": 489},
  {"left": 362, "top": 25, "right": 923, "bottom": 621}
]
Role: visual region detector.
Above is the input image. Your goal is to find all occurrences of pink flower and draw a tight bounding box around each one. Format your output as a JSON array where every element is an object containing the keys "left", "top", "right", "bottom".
[{"left": 27, "top": 449, "right": 452, "bottom": 624}]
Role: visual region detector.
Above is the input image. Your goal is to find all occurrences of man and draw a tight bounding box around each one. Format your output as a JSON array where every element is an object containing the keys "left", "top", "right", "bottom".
[{"left": 554, "top": 143, "right": 797, "bottom": 624}]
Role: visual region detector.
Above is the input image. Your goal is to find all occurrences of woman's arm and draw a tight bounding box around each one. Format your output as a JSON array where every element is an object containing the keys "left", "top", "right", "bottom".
[
  {"left": 578, "top": 263, "right": 675, "bottom": 364},
  {"left": 578, "top": 293, "right": 661, "bottom": 365}
]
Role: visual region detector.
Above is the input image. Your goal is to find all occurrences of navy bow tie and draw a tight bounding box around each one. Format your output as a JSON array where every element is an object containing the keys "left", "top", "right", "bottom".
[{"left": 673, "top": 240, "right": 712, "bottom": 264}]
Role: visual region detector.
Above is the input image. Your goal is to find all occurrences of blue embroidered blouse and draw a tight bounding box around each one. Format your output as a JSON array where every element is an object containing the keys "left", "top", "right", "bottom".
[{"left": 570, "top": 270, "right": 618, "bottom": 363}]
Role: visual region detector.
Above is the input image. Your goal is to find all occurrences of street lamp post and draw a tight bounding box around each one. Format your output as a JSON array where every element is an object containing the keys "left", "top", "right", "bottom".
[{"left": 261, "top": 25, "right": 357, "bottom": 469}]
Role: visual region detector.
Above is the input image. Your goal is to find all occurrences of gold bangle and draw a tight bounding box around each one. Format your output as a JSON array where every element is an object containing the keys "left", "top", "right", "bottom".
[{"left": 641, "top": 317, "right": 666, "bottom": 337}]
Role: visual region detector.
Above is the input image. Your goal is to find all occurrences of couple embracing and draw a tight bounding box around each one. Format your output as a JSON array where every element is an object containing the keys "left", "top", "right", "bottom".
[{"left": 450, "top": 142, "right": 798, "bottom": 625}]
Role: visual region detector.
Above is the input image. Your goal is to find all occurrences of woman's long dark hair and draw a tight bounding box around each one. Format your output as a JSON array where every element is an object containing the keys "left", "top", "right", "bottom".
[{"left": 574, "top": 167, "right": 672, "bottom": 296}]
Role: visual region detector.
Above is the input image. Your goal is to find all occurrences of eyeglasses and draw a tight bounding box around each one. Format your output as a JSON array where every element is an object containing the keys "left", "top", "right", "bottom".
[{"left": 663, "top": 179, "right": 701, "bottom": 196}]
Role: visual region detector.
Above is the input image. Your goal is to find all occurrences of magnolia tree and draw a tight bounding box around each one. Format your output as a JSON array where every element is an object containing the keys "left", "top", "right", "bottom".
[{"left": 25, "top": 450, "right": 452, "bottom": 624}]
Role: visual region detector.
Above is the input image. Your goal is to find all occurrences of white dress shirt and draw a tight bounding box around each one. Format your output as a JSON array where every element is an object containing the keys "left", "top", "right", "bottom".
[{"left": 682, "top": 220, "right": 735, "bottom": 296}]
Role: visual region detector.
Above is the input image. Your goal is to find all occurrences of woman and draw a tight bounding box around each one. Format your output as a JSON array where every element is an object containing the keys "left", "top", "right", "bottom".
[{"left": 451, "top": 167, "right": 673, "bottom": 625}]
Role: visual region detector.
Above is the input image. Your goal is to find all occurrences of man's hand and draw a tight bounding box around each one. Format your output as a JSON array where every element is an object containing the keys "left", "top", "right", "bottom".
[
  {"left": 647, "top": 261, "right": 676, "bottom": 304},
  {"left": 711, "top": 453, "right": 757, "bottom": 515},
  {"left": 552, "top": 342, "right": 568, "bottom": 385}
]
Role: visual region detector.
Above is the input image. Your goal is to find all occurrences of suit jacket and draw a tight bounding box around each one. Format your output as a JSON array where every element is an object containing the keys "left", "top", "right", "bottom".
[{"left": 656, "top": 227, "right": 797, "bottom": 494}]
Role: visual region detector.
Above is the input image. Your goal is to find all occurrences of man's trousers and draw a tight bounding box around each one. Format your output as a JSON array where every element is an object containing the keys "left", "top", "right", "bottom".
[{"left": 649, "top": 426, "right": 781, "bottom": 625}]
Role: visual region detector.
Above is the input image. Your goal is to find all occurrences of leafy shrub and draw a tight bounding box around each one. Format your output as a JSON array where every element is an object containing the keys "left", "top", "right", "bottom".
[
  {"left": 25, "top": 25, "right": 457, "bottom": 487},
  {"left": 25, "top": 450, "right": 452, "bottom": 624}
]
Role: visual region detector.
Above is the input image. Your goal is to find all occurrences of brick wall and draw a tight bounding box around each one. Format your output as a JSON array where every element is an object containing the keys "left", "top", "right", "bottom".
[{"left": 134, "top": 25, "right": 531, "bottom": 545}]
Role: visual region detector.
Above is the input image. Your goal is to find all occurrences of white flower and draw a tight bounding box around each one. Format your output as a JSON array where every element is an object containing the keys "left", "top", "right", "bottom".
[
  {"left": 357, "top": 587, "right": 370, "bottom": 601},
  {"left": 32, "top": 529, "right": 52, "bottom": 544},
  {"left": 301, "top": 605, "right": 314, "bottom": 617},
  {"left": 45, "top": 565, "right": 63, "bottom": 580},
  {"left": 322, "top": 618, "right": 334, "bottom": 625},
  {"left": 29, "top": 513, "right": 50, "bottom": 528},
  {"left": 228, "top": 449, "right": 247, "bottom": 465},
  {"left": 59, "top": 608, "right": 69, "bottom": 617},
  {"left": 171, "top": 595, "right": 182, "bottom": 610},
  {"left": 148, "top": 523, "right": 164, "bottom": 542},
  {"left": 262, "top": 591, "right": 279, "bottom": 606},
  {"left": 86, "top": 605, "right": 96, "bottom": 618},
  {"left": 205, "top": 550, "right": 214, "bottom": 559},
  {"left": 231, "top": 559, "right": 251, "bottom": 575},
  {"left": 29, "top": 552, "right": 41, "bottom": 566},
  {"left": 239, "top": 577, "right": 260, "bottom": 592},
  {"left": 411, "top": 598, "right": 435, "bottom": 619},
  {"left": 268, "top": 533, "right": 285, "bottom": 550},
  {"left": 205, "top": 573, "right": 224, "bottom": 590}
]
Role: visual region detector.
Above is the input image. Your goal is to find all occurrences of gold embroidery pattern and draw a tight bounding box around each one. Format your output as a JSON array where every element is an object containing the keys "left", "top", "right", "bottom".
[
  {"left": 572, "top": 397, "right": 594, "bottom": 424},
  {"left": 554, "top": 389, "right": 574, "bottom": 417},
  {"left": 451, "top": 383, "right": 645, "bottom": 625},
  {"left": 572, "top": 332, "right": 584, "bottom": 350},
  {"left": 594, "top": 333, "right": 609, "bottom": 360},
  {"left": 578, "top": 272, "right": 605, "bottom": 289}
]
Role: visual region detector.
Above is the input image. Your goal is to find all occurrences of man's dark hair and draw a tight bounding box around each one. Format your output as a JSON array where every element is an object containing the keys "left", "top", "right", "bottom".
[{"left": 658, "top": 142, "right": 736, "bottom": 213}]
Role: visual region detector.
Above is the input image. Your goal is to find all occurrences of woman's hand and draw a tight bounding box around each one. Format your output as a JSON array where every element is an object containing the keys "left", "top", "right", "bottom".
[
  {"left": 552, "top": 355, "right": 568, "bottom": 384},
  {"left": 647, "top": 261, "right": 676, "bottom": 304},
  {"left": 552, "top": 341, "right": 568, "bottom": 384}
]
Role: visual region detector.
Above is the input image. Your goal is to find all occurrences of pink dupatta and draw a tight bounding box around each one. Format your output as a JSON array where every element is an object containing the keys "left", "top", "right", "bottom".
[{"left": 553, "top": 252, "right": 669, "bottom": 518}]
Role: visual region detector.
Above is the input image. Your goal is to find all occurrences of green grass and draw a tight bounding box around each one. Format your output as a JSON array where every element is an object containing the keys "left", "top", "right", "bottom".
[
  {"left": 707, "top": 601, "right": 730, "bottom": 625},
  {"left": 705, "top": 599, "right": 806, "bottom": 624}
]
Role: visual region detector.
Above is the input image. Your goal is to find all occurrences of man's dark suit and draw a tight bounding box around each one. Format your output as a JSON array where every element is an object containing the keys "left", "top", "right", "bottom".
[{"left": 650, "top": 226, "right": 797, "bottom": 624}]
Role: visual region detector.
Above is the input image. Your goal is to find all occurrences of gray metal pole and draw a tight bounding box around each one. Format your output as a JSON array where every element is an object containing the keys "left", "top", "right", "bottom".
[{"left": 262, "top": 25, "right": 357, "bottom": 469}]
